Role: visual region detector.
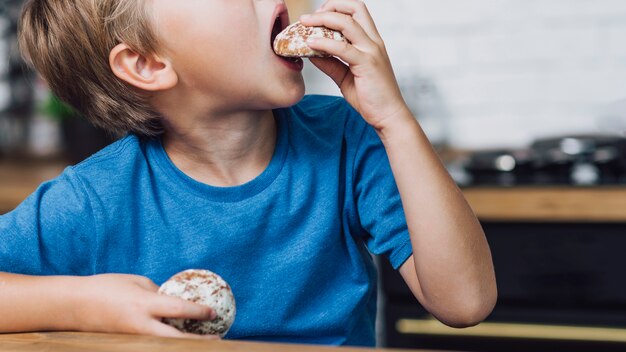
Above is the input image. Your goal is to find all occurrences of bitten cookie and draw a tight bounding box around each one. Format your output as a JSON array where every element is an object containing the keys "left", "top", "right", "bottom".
[
  {"left": 273, "top": 21, "right": 347, "bottom": 58},
  {"left": 158, "top": 269, "right": 236, "bottom": 337}
]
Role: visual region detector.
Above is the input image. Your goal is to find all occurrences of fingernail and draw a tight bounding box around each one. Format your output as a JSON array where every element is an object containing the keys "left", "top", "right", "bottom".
[
  {"left": 209, "top": 309, "right": 217, "bottom": 321},
  {"left": 300, "top": 14, "right": 311, "bottom": 21},
  {"left": 307, "top": 38, "right": 317, "bottom": 45}
]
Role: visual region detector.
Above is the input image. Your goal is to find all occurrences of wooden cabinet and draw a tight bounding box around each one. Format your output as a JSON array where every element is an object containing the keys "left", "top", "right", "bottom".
[
  {"left": 382, "top": 186, "right": 626, "bottom": 352},
  {"left": 463, "top": 187, "right": 626, "bottom": 222},
  {"left": 0, "top": 159, "right": 66, "bottom": 214}
]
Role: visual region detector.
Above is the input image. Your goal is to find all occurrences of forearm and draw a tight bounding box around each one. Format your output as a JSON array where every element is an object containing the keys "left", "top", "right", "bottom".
[
  {"left": 378, "top": 109, "right": 497, "bottom": 325},
  {"left": 0, "top": 272, "right": 82, "bottom": 333}
]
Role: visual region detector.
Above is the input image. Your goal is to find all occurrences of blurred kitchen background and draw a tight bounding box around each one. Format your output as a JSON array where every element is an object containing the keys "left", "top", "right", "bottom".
[
  {"left": 2, "top": 0, "right": 626, "bottom": 351},
  {"left": 307, "top": 0, "right": 626, "bottom": 150}
]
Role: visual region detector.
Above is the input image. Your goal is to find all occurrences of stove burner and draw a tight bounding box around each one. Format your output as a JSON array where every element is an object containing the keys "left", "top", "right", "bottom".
[{"left": 450, "top": 135, "right": 626, "bottom": 186}]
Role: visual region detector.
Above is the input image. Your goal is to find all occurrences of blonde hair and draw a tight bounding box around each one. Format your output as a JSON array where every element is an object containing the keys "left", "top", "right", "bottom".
[{"left": 18, "top": 0, "right": 163, "bottom": 137}]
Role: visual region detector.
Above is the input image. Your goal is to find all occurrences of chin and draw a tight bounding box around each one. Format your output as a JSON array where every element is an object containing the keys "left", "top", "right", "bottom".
[{"left": 272, "top": 79, "right": 306, "bottom": 108}]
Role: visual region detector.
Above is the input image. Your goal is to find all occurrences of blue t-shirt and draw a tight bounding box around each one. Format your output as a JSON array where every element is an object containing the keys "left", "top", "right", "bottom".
[{"left": 0, "top": 95, "right": 412, "bottom": 346}]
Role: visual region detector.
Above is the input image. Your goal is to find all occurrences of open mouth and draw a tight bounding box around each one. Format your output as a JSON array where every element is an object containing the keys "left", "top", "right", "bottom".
[
  {"left": 270, "top": 14, "right": 284, "bottom": 47},
  {"left": 270, "top": 10, "right": 302, "bottom": 64}
]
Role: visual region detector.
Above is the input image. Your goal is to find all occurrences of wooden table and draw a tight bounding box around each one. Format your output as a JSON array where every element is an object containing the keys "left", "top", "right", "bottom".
[{"left": 0, "top": 332, "right": 440, "bottom": 352}]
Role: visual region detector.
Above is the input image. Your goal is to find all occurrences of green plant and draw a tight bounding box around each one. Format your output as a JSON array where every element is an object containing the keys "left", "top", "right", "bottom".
[{"left": 40, "top": 94, "right": 78, "bottom": 121}]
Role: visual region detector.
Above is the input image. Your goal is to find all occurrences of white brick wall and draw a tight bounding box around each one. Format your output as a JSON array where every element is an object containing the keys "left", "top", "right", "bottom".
[{"left": 303, "top": 0, "right": 626, "bottom": 149}]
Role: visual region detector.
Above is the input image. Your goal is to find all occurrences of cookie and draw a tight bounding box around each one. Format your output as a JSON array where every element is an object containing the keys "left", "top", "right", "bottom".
[
  {"left": 158, "top": 269, "right": 236, "bottom": 337},
  {"left": 273, "top": 21, "right": 347, "bottom": 58}
]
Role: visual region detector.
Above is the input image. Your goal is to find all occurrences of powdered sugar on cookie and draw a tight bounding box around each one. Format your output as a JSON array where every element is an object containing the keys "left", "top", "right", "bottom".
[
  {"left": 273, "top": 21, "right": 346, "bottom": 58},
  {"left": 159, "top": 269, "right": 236, "bottom": 337}
]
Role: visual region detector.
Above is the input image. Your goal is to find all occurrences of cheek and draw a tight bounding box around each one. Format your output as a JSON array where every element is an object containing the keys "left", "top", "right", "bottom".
[
  {"left": 162, "top": 23, "right": 264, "bottom": 76},
  {"left": 153, "top": 2, "right": 228, "bottom": 54},
  {"left": 151, "top": 2, "right": 275, "bottom": 95}
]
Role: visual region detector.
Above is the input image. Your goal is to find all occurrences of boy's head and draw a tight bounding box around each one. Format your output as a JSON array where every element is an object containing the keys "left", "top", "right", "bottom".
[
  {"left": 19, "top": 0, "right": 164, "bottom": 136},
  {"left": 19, "top": 0, "right": 305, "bottom": 138}
]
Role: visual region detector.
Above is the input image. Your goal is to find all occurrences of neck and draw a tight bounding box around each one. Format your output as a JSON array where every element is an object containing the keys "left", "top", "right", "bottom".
[{"left": 161, "top": 108, "right": 277, "bottom": 187}]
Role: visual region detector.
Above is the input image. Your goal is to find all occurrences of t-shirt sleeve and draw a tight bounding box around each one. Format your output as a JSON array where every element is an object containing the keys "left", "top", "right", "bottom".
[
  {"left": 352, "top": 117, "right": 413, "bottom": 270},
  {"left": 0, "top": 170, "right": 95, "bottom": 275}
]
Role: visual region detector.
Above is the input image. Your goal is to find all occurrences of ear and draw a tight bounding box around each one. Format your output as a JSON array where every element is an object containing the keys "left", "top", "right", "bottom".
[{"left": 109, "top": 43, "right": 178, "bottom": 91}]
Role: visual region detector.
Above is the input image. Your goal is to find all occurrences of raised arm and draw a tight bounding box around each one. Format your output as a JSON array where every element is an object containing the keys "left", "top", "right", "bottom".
[{"left": 301, "top": 0, "right": 497, "bottom": 327}]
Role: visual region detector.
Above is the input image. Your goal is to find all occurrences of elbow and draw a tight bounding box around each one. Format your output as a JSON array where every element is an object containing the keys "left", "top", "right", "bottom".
[
  {"left": 443, "top": 302, "right": 495, "bottom": 328},
  {"left": 435, "top": 287, "right": 498, "bottom": 329}
]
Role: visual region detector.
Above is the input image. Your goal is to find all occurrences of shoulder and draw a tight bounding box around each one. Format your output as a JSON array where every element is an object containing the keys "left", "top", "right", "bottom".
[
  {"left": 60, "top": 134, "right": 148, "bottom": 197},
  {"left": 69, "top": 134, "right": 145, "bottom": 177}
]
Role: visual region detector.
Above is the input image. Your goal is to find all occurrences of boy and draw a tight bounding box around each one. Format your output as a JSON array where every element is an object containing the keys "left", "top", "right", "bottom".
[{"left": 0, "top": 0, "right": 497, "bottom": 346}]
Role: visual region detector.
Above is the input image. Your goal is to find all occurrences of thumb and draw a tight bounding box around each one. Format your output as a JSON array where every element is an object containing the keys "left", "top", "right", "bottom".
[{"left": 309, "top": 57, "right": 350, "bottom": 88}]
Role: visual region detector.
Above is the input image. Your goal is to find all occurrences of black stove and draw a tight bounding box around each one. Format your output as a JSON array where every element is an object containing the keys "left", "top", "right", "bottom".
[{"left": 448, "top": 135, "right": 626, "bottom": 186}]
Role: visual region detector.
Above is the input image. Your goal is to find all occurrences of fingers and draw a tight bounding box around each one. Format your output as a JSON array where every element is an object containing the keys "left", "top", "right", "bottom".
[
  {"left": 301, "top": 0, "right": 384, "bottom": 66},
  {"left": 300, "top": 12, "right": 376, "bottom": 53},
  {"left": 307, "top": 37, "right": 363, "bottom": 66},
  {"left": 308, "top": 57, "right": 351, "bottom": 88},
  {"left": 317, "top": 0, "right": 383, "bottom": 43},
  {"left": 103, "top": 274, "right": 159, "bottom": 291},
  {"left": 134, "top": 276, "right": 159, "bottom": 291},
  {"left": 149, "top": 295, "right": 216, "bottom": 321}
]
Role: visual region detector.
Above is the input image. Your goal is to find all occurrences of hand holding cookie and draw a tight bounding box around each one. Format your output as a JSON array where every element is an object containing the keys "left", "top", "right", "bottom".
[
  {"left": 299, "top": 0, "right": 411, "bottom": 134},
  {"left": 74, "top": 274, "right": 220, "bottom": 339}
]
